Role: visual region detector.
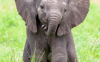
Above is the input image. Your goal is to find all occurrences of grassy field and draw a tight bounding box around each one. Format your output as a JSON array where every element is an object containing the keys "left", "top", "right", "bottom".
[{"left": 0, "top": 0, "right": 100, "bottom": 62}]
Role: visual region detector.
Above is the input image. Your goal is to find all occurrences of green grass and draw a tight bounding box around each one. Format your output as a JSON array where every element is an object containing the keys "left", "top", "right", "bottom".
[{"left": 0, "top": 0, "right": 100, "bottom": 62}]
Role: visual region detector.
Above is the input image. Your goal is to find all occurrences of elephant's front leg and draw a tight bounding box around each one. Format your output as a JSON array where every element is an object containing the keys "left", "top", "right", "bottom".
[
  {"left": 31, "top": 48, "right": 47, "bottom": 62},
  {"left": 66, "top": 32, "right": 78, "bottom": 62},
  {"left": 26, "top": 29, "right": 47, "bottom": 62},
  {"left": 51, "top": 36, "right": 67, "bottom": 62},
  {"left": 23, "top": 40, "right": 47, "bottom": 62},
  {"left": 29, "top": 40, "right": 47, "bottom": 62},
  {"left": 23, "top": 40, "right": 31, "bottom": 62}
]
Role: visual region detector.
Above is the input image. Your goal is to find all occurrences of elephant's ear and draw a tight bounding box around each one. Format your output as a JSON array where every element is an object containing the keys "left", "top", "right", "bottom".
[
  {"left": 57, "top": 0, "right": 90, "bottom": 36},
  {"left": 15, "top": 0, "right": 39, "bottom": 33}
]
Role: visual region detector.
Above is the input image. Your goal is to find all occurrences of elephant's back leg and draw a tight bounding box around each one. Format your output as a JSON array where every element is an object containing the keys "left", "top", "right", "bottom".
[{"left": 23, "top": 41, "right": 31, "bottom": 62}]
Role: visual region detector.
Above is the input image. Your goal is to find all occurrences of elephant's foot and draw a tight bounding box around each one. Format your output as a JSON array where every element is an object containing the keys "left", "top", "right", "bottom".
[{"left": 52, "top": 53, "right": 67, "bottom": 62}]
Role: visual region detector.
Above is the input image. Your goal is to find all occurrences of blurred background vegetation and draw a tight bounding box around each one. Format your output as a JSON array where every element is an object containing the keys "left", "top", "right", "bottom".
[{"left": 0, "top": 0, "right": 100, "bottom": 62}]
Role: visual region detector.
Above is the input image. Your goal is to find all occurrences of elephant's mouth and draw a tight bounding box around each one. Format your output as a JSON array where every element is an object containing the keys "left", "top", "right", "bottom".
[{"left": 41, "top": 24, "right": 48, "bottom": 31}]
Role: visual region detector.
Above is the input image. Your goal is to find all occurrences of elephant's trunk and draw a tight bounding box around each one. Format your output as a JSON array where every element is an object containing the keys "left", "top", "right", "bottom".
[{"left": 46, "top": 10, "right": 62, "bottom": 37}]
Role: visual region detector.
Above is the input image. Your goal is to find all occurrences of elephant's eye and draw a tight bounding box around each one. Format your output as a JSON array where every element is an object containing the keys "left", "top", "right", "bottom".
[
  {"left": 64, "top": 9, "right": 67, "bottom": 12},
  {"left": 40, "top": 5, "right": 44, "bottom": 9}
]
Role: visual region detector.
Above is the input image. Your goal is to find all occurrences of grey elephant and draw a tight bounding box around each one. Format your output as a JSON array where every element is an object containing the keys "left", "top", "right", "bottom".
[{"left": 15, "top": 0, "right": 89, "bottom": 62}]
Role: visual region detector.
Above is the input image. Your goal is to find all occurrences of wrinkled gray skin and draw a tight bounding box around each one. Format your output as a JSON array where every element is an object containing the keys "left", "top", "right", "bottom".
[{"left": 15, "top": 0, "right": 90, "bottom": 62}]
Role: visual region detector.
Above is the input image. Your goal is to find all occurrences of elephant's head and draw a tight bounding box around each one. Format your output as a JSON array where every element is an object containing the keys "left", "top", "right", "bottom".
[
  {"left": 15, "top": 0, "right": 89, "bottom": 37},
  {"left": 37, "top": 0, "right": 68, "bottom": 37}
]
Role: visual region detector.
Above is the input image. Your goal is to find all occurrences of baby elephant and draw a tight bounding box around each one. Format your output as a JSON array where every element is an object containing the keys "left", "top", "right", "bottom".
[{"left": 15, "top": 0, "right": 89, "bottom": 62}]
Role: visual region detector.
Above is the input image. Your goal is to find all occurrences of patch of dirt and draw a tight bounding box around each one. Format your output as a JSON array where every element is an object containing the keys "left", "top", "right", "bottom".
[{"left": 92, "top": 0, "right": 100, "bottom": 5}]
